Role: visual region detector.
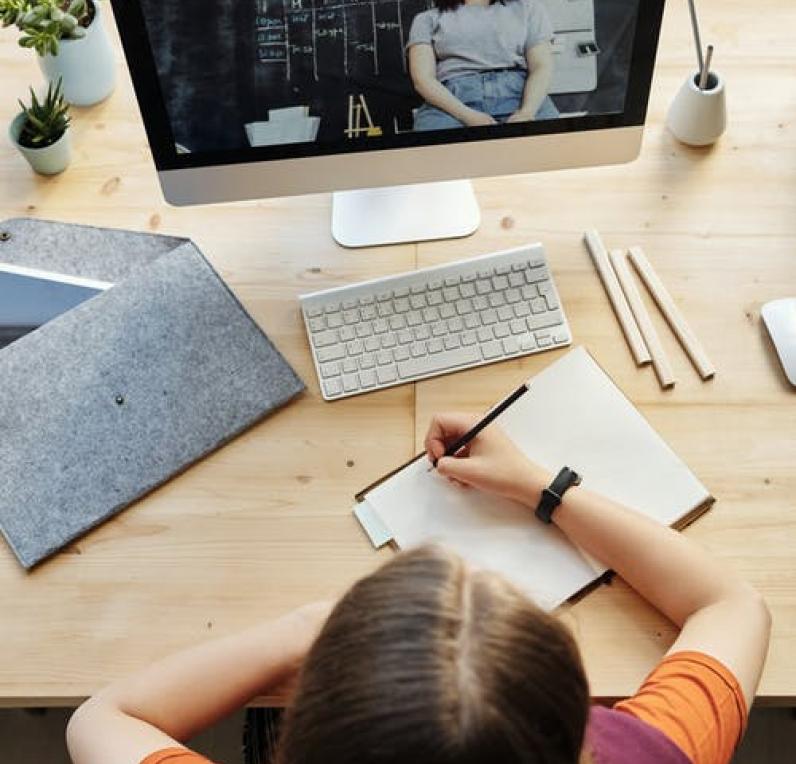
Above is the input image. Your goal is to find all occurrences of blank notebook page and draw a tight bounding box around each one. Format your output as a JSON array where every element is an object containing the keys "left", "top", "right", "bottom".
[{"left": 365, "top": 347, "right": 712, "bottom": 610}]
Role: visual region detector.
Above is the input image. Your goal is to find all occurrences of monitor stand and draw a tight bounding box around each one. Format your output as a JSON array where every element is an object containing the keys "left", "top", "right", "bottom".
[{"left": 331, "top": 180, "right": 480, "bottom": 248}]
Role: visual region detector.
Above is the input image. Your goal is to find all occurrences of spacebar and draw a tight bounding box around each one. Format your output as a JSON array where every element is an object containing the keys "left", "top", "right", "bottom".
[{"left": 397, "top": 346, "right": 482, "bottom": 379}]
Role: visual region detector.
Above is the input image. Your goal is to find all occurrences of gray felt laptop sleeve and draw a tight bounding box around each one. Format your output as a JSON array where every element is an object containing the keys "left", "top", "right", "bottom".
[{"left": 0, "top": 219, "right": 304, "bottom": 569}]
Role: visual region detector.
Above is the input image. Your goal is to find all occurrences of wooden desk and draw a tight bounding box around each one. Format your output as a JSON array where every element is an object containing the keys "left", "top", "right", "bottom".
[{"left": 1, "top": 1, "right": 794, "bottom": 707}]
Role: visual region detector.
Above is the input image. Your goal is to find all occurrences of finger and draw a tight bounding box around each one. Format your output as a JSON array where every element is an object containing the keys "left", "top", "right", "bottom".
[
  {"left": 436, "top": 454, "right": 483, "bottom": 486},
  {"left": 424, "top": 412, "right": 480, "bottom": 457}
]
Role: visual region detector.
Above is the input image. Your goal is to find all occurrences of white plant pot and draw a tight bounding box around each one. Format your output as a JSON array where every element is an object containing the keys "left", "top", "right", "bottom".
[
  {"left": 38, "top": 0, "right": 116, "bottom": 107},
  {"left": 9, "top": 112, "right": 71, "bottom": 175},
  {"left": 666, "top": 70, "right": 727, "bottom": 147}
]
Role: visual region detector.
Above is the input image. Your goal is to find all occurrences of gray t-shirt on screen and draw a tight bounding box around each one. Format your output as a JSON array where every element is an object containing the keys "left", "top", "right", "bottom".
[{"left": 407, "top": 0, "right": 554, "bottom": 82}]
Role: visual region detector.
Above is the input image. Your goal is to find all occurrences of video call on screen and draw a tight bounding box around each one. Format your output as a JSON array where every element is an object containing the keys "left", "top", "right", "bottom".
[{"left": 140, "top": 0, "right": 640, "bottom": 155}]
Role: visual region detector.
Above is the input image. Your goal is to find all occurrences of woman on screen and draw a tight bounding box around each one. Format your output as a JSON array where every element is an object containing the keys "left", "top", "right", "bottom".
[
  {"left": 67, "top": 414, "right": 770, "bottom": 764},
  {"left": 407, "top": 0, "right": 559, "bottom": 131}
]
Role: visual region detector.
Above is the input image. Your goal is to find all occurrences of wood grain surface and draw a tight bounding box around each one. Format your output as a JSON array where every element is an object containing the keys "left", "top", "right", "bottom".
[{"left": 0, "top": 0, "right": 794, "bottom": 706}]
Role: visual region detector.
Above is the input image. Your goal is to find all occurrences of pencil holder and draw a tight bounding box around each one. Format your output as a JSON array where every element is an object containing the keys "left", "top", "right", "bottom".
[{"left": 666, "top": 70, "right": 726, "bottom": 147}]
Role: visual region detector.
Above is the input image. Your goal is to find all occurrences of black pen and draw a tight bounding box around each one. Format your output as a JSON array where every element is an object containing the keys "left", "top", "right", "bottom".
[{"left": 430, "top": 382, "right": 530, "bottom": 469}]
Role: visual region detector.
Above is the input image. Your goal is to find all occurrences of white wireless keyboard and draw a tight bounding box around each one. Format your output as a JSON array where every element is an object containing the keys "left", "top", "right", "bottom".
[{"left": 300, "top": 244, "right": 572, "bottom": 400}]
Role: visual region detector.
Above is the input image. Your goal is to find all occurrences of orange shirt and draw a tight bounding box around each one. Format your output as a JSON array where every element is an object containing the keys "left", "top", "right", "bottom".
[{"left": 141, "top": 651, "right": 748, "bottom": 764}]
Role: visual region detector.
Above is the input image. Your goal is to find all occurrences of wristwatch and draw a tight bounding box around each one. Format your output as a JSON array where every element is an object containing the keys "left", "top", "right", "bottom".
[{"left": 535, "top": 467, "right": 582, "bottom": 524}]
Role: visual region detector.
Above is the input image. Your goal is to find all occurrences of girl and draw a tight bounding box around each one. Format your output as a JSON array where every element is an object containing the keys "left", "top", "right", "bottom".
[
  {"left": 407, "top": 0, "right": 559, "bottom": 131},
  {"left": 67, "top": 412, "right": 771, "bottom": 764}
]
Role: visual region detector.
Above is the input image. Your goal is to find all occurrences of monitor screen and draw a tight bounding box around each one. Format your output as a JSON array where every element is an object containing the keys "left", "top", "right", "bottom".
[{"left": 120, "top": 0, "right": 661, "bottom": 170}]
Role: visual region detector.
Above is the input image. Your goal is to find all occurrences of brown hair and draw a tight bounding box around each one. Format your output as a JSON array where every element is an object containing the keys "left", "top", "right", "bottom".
[{"left": 275, "top": 545, "right": 590, "bottom": 764}]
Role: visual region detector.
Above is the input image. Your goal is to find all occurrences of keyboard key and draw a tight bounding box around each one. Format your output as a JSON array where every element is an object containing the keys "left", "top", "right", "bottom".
[
  {"left": 308, "top": 317, "right": 325, "bottom": 332},
  {"left": 406, "top": 311, "right": 423, "bottom": 326},
  {"left": 444, "top": 276, "right": 460, "bottom": 287},
  {"left": 447, "top": 317, "right": 464, "bottom": 332},
  {"left": 510, "top": 319, "right": 527, "bottom": 335},
  {"left": 530, "top": 297, "right": 547, "bottom": 314},
  {"left": 359, "top": 369, "right": 377, "bottom": 388},
  {"left": 427, "top": 290, "right": 443, "bottom": 305},
  {"left": 410, "top": 295, "right": 426, "bottom": 310},
  {"left": 317, "top": 344, "right": 345, "bottom": 362},
  {"left": 497, "top": 305, "right": 513, "bottom": 321},
  {"left": 342, "top": 358, "right": 358, "bottom": 373},
  {"left": 489, "top": 293, "right": 506, "bottom": 308},
  {"left": 461, "top": 330, "right": 477, "bottom": 346},
  {"left": 519, "top": 334, "right": 537, "bottom": 351},
  {"left": 460, "top": 283, "right": 476, "bottom": 298},
  {"left": 514, "top": 303, "right": 531, "bottom": 318},
  {"left": 327, "top": 314, "right": 343, "bottom": 328},
  {"left": 502, "top": 337, "right": 519, "bottom": 355},
  {"left": 389, "top": 315, "right": 407, "bottom": 330},
  {"left": 526, "top": 310, "right": 563, "bottom": 331},
  {"left": 355, "top": 323, "right": 372, "bottom": 338},
  {"left": 443, "top": 287, "right": 459, "bottom": 302},
  {"left": 495, "top": 265, "right": 511, "bottom": 276},
  {"left": 508, "top": 272, "right": 525, "bottom": 287},
  {"left": 324, "top": 303, "right": 340, "bottom": 314},
  {"left": 481, "top": 341, "right": 502, "bottom": 360},
  {"left": 444, "top": 335, "right": 461, "bottom": 350},
  {"left": 431, "top": 322, "right": 447, "bottom": 337},
  {"left": 377, "top": 303, "right": 394, "bottom": 317},
  {"left": 521, "top": 284, "right": 538, "bottom": 300},
  {"left": 373, "top": 318, "right": 389, "bottom": 334},
  {"left": 306, "top": 306, "right": 323, "bottom": 318},
  {"left": 492, "top": 275, "right": 509, "bottom": 290},
  {"left": 527, "top": 267, "right": 550, "bottom": 283},
  {"left": 477, "top": 269, "right": 492, "bottom": 279},
  {"left": 411, "top": 341, "right": 427, "bottom": 358},
  {"left": 505, "top": 288, "right": 521, "bottom": 304},
  {"left": 360, "top": 354, "right": 376, "bottom": 369},
  {"left": 343, "top": 375, "right": 359, "bottom": 392},
  {"left": 472, "top": 295, "right": 488, "bottom": 311},
  {"left": 475, "top": 279, "right": 491, "bottom": 295},
  {"left": 410, "top": 284, "right": 426, "bottom": 294},
  {"left": 320, "top": 362, "right": 340, "bottom": 378},
  {"left": 347, "top": 339, "right": 364, "bottom": 355},
  {"left": 376, "top": 351, "right": 392, "bottom": 365},
  {"left": 377, "top": 365, "right": 398, "bottom": 384},
  {"left": 455, "top": 299, "right": 472, "bottom": 315},
  {"left": 439, "top": 304, "right": 456, "bottom": 319},
  {"left": 338, "top": 326, "right": 355, "bottom": 342},
  {"left": 493, "top": 324, "right": 510, "bottom": 339},
  {"left": 398, "top": 329, "right": 413, "bottom": 344},
  {"left": 461, "top": 272, "right": 477, "bottom": 283},
  {"left": 324, "top": 378, "right": 343, "bottom": 397},
  {"left": 397, "top": 346, "right": 481, "bottom": 379},
  {"left": 364, "top": 336, "right": 380, "bottom": 352},
  {"left": 428, "top": 279, "right": 443, "bottom": 290},
  {"left": 423, "top": 307, "right": 439, "bottom": 322},
  {"left": 553, "top": 332, "right": 569, "bottom": 344},
  {"left": 393, "top": 346, "right": 410, "bottom": 362},
  {"left": 393, "top": 286, "right": 410, "bottom": 298},
  {"left": 377, "top": 291, "right": 392, "bottom": 302},
  {"left": 536, "top": 333, "right": 553, "bottom": 348},
  {"left": 394, "top": 298, "right": 410, "bottom": 313},
  {"left": 511, "top": 262, "right": 526, "bottom": 272},
  {"left": 427, "top": 338, "right": 444, "bottom": 354},
  {"left": 481, "top": 309, "right": 498, "bottom": 325},
  {"left": 342, "top": 299, "right": 357, "bottom": 310},
  {"left": 358, "top": 295, "right": 374, "bottom": 305},
  {"left": 413, "top": 325, "right": 431, "bottom": 341},
  {"left": 361, "top": 305, "right": 377, "bottom": 320},
  {"left": 313, "top": 331, "right": 337, "bottom": 348},
  {"left": 464, "top": 314, "right": 480, "bottom": 329},
  {"left": 381, "top": 332, "right": 397, "bottom": 348},
  {"left": 477, "top": 327, "right": 492, "bottom": 342}
]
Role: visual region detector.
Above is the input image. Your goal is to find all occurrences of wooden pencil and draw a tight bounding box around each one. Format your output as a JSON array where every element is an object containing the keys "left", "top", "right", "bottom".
[
  {"left": 609, "top": 248, "right": 676, "bottom": 389},
  {"left": 583, "top": 230, "right": 651, "bottom": 366},
  {"left": 628, "top": 246, "right": 716, "bottom": 380}
]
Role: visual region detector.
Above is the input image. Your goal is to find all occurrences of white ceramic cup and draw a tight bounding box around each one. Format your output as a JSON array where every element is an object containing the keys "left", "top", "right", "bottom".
[
  {"left": 666, "top": 70, "right": 727, "bottom": 147},
  {"left": 8, "top": 112, "right": 72, "bottom": 175},
  {"left": 38, "top": 0, "right": 116, "bottom": 107}
]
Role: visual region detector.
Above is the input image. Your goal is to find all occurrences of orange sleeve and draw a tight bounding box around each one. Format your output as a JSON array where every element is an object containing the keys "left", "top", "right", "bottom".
[
  {"left": 614, "top": 651, "right": 748, "bottom": 764},
  {"left": 140, "top": 749, "right": 215, "bottom": 764}
]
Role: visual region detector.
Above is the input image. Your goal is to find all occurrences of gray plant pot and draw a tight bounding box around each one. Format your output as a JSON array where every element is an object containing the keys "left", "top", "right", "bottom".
[
  {"left": 38, "top": 0, "right": 116, "bottom": 106},
  {"left": 9, "top": 112, "right": 72, "bottom": 175}
]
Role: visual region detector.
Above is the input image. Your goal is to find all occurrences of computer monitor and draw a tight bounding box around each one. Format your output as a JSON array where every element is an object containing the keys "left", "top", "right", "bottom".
[{"left": 111, "top": 0, "right": 664, "bottom": 247}]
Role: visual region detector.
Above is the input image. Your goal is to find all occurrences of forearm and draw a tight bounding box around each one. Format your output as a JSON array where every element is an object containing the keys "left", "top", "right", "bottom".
[
  {"left": 550, "top": 484, "right": 751, "bottom": 626},
  {"left": 519, "top": 60, "right": 552, "bottom": 116},
  {"left": 414, "top": 76, "right": 476, "bottom": 123}
]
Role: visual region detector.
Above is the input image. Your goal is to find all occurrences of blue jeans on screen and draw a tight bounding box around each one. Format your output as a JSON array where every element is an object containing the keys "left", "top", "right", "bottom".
[{"left": 413, "top": 69, "right": 559, "bottom": 131}]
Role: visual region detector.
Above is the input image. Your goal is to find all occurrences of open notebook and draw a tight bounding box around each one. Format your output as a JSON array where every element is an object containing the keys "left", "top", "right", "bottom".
[{"left": 354, "top": 347, "right": 713, "bottom": 610}]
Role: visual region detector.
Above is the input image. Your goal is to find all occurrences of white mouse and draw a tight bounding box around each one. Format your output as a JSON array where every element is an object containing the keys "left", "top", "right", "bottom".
[{"left": 761, "top": 298, "right": 796, "bottom": 387}]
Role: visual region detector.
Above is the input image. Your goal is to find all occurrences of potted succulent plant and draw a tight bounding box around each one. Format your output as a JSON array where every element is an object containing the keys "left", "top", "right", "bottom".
[
  {"left": 9, "top": 78, "right": 72, "bottom": 175},
  {"left": 0, "top": 0, "right": 115, "bottom": 106}
]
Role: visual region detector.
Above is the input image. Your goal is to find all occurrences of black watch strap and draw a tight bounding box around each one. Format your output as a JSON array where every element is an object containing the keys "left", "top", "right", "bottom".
[{"left": 535, "top": 467, "right": 582, "bottom": 524}]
